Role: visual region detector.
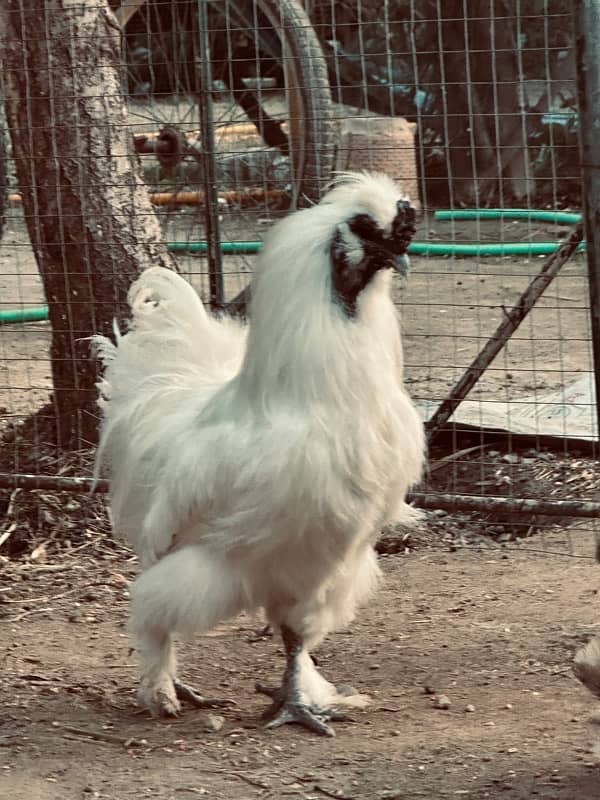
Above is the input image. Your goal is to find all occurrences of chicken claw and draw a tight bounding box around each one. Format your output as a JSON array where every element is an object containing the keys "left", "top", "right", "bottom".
[
  {"left": 173, "top": 679, "right": 235, "bottom": 709},
  {"left": 256, "top": 681, "right": 351, "bottom": 736},
  {"left": 256, "top": 625, "right": 355, "bottom": 736}
]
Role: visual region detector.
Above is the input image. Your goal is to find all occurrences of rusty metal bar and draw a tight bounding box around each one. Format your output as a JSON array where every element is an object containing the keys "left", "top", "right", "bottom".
[
  {"left": 0, "top": 473, "right": 109, "bottom": 493},
  {"left": 197, "top": 0, "right": 224, "bottom": 309},
  {"left": 425, "top": 223, "right": 585, "bottom": 443},
  {"left": 2, "top": 472, "right": 600, "bottom": 519},
  {"left": 407, "top": 491, "right": 600, "bottom": 519}
]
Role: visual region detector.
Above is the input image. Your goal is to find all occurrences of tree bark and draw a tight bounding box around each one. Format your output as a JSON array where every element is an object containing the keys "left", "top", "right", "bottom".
[
  {"left": 468, "top": 0, "right": 534, "bottom": 204},
  {"left": 0, "top": 0, "right": 176, "bottom": 449},
  {"left": 431, "top": 0, "right": 533, "bottom": 206}
]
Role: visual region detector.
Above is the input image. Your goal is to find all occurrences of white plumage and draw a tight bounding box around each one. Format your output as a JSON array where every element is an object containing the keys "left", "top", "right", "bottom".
[{"left": 94, "top": 171, "right": 425, "bottom": 735}]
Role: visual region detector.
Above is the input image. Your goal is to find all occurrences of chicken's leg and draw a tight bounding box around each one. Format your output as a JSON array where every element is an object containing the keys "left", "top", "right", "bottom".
[
  {"left": 130, "top": 546, "right": 240, "bottom": 717},
  {"left": 256, "top": 625, "right": 352, "bottom": 736}
]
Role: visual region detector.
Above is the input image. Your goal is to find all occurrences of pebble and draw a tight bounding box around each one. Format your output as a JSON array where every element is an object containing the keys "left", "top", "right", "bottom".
[
  {"left": 434, "top": 694, "right": 451, "bottom": 710},
  {"left": 465, "top": 704, "right": 476, "bottom": 713},
  {"left": 202, "top": 714, "right": 225, "bottom": 733}
]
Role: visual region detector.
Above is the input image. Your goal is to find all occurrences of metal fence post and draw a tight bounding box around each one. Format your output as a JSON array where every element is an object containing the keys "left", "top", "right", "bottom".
[
  {"left": 575, "top": 0, "right": 600, "bottom": 442},
  {"left": 197, "top": 0, "right": 224, "bottom": 309}
]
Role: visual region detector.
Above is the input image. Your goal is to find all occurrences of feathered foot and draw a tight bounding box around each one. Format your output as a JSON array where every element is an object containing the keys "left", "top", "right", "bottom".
[
  {"left": 256, "top": 681, "right": 351, "bottom": 736},
  {"left": 139, "top": 677, "right": 234, "bottom": 717},
  {"left": 256, "top": 625, "right": 368, "bottom": 737},
  {"left": 138, "top": 674, "right": 181, "bottom": 717}
]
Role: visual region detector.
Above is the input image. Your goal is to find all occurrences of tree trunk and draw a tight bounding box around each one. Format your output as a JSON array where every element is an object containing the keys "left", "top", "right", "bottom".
[
  {"left": 435, "top": 0, "right": 533, "bottom": 206},
  {"left": 485, "top": 1, "right": 534, "bottom": 203},
  {"left": 462, "top": 0, "right": 533, "bottom": 204},
  {"left": 436, "top": 0, "right": 497, "bottom": 206},
  {"left": 0, "top": 0, "right": 176, "bottom": 450}
]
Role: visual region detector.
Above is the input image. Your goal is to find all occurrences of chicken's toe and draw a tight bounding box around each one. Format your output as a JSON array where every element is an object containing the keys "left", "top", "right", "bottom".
[
  {"left": 263, "top": 700, "right": 353, "bottom": 736},
  {"left": 174, "top": 679, "right": 235, "bottom": 709},
  {"left": 265, "top": 701, "right": 335, "bottom": 736},
  {"left": 255, "top": 681, "right": 282, "bottom": 701},
  {"left": 258, "top": 683, "right": 352, "bottom": 736}
]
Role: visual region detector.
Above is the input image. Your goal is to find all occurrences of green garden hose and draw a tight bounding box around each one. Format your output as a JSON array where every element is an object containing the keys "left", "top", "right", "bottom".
[
  {"left": 408, "top": 241, "right": 585, "bottom": 257},
  {"left": 1, "top": 209, "right": 584, "bottom": 325},
  {"left": 167, "top": 241, "right": 262, "bottom": 255},
  {"left": 0, "top": 306, "right": 50, "bottom": 324},
  {"left": 433, "top": 209, "right": 582, "bottom": 225}
]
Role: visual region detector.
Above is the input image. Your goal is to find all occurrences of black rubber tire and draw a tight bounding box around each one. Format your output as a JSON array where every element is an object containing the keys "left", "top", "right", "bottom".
[
  {"left": 251, "top": 0, "right": 335, "bottom": 205},
  {"left": 121, "top": 0, "right": 335, "bottom": 207}
]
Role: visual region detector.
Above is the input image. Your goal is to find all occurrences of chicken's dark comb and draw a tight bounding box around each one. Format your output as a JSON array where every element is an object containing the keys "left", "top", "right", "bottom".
[{"left": 390, "top": 200, "right": 417, "bottom": 255}]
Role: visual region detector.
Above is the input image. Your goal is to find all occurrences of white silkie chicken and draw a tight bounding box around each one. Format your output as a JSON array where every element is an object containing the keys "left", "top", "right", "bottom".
[{"left": 93, "top": 172, "right": 425, "bottom": 736}]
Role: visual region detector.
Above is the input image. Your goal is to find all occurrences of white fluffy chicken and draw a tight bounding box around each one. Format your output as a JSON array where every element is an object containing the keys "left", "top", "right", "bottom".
[{"left": 93, "top": 172, "right": 425, "bottom": 736}]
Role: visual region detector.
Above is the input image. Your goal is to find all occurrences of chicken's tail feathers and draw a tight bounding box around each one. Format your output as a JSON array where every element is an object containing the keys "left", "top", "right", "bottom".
[
  {"left": 90, "top": 319, "right": 121, "bottom": 367},
  {"left": 128, "top": 266, "right": 209, "bottom": 338},
  {"left": 123, "top": 267, "right": 247, "bottom": 376},
  {"left": 92, "top": 267, "right": 247, "bottom": 447}
]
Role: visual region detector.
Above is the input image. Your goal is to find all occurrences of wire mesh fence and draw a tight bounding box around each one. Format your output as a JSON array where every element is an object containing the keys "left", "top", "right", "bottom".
[{"left": 0, "top": 0, "right": 598, "bottom": 559}]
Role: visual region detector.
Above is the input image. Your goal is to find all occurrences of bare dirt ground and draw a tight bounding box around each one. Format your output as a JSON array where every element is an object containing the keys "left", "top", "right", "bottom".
[{"left": 1, "top": 533, "right": 600, "bottom": 800}]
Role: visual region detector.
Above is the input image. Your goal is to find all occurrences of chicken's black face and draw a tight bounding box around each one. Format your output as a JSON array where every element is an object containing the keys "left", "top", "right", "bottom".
[{"left": 330, "top": 200, "right": 417, "bottom": 317}]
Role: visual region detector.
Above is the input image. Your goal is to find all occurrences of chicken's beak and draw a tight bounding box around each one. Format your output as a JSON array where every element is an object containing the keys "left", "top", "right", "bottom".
[{"left": 392, "top": 253, "right": 410, "bottom": 276}]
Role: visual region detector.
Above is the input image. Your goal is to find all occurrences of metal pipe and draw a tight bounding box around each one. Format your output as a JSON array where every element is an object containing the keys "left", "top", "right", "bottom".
[
  {"left": 426, "top": 223, "right": 585, "bottom": 443},
  {"left": 2, "top": 471, "right": 600, "bottom": 519},
  {"left": 575, "top": 0, "right": 600, "bottom": 444},
  {"left": 197, "top": 0, "right": 224, "bottom": 309},
  {"left": 407, "top": 491, "right": 600, "bottom": 519},
  {"left": 0, "top": 473, "right": 109, "bottom": 493}
]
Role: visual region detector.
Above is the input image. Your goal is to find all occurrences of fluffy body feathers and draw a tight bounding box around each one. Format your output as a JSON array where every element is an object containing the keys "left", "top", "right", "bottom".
[{"left": 94, "top": 172, "right": 425, "bottom": 727}]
